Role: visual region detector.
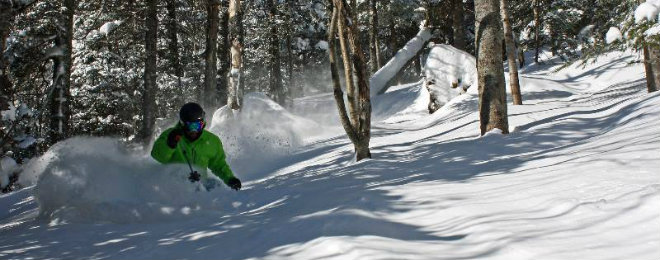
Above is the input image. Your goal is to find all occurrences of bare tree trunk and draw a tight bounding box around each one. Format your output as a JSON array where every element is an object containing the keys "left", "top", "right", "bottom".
[
  {"left": 387, "top": 6, "right": 401, "bottom": 85},
  {"left": 339, "top": 0, "right": 371, "bottom": 160},
  {"left": 166, "top": 0, "right": 182, "bottom": 79},
  {"left": 649, "top": 47, "right": 660, "bottom": 93},
  {"left": 329, "top": 0, "right": 372, "bottom": 161},
  {"left": 328, "top": 6, "right": 359, "bottom": 145},
  {"left": 227, "top": 0, "right": 243, "bottom": 110},
  {"left": 48, "top": 0, "right": 75, "bottom": 144},
  {"left": 475, "top": 0, "right": 509, "bottom": 135},
  {"left": 369, "top": 0, "right": 381, "bottom": 74},
  {"left": 217, "top": 1, "right": 230, "bottom": 106},
  {"left": 337, "top": 9, "right": 358, "bottom": 125},
  {"left": 286, "top": 1, "right": 295, "bottom": 101},
  {"left": 203, "top": 0, "right": 219, "bottom": 109},
  {"left": 266, "top": 0, "right": 284, "bottom": 105},
  {"left": 533, "top": 0, "right": 541, "bottom": 63},
  {"left": 500, "top": 0, "right": 522, "bottom": 105},
  {"left": 452, "top": 0, "right": 466, "bottom": 51},
  {"left": 141, "top": 0, "right": 158, "bottom": 143}
]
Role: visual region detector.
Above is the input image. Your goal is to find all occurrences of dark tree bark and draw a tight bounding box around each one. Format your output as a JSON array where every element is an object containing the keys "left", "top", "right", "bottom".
[
  {"left": 369, "top": 0, "right": 382, "bottom": 74},
  {"left": 637, "top": 0, "right": 658, "bottom": 93},
  {"left": 475, "top": 0, "right": 509, "bottom": 135},
  {"left": 48, "top": 0, "right": 75, "bottom": 144},
  {"left": 533, "top": 0, "right": 541, "bottom": 63},
  {"left": 648, "top": 47, "right": 660, "bottom": 93},
  {"left": 218, "top": 1, "right": 230, "bottom": 105},
  {"left": 452, "top": 0, "right": 466, "bottom": 51},
  {"left": 166, "top": 0, "right": 182, "bottom": 79},
  {"left": 387, "top": 4, "right": 401, "bottom": 85},
  {"left": 500, "top": 0, "right": 522, "bottom": 105},
  {"left": 203, "top": 0, "right": 219, "bottom": 108},
  {"left": 227, "top": 0, "right": 243, "bottom": 110},
  {"left": 266, "top": 0, "right": 284, "bottom": 105},
  {"left": 141, "top": 0, "right": 158, "bottom": 143},
  {"left": 286, "top": 1, "right": 295, "bottom": 101}
]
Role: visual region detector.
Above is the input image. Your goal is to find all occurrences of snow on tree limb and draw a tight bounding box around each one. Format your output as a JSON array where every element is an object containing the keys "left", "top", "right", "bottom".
[{"left": 369, "top": 26, "right": 432, "bottom": 97}]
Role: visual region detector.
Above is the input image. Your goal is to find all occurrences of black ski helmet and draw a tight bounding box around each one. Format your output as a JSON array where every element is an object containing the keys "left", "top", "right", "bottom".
[{"left": 179, "top": 102, "right": 205, "bottom": 122}]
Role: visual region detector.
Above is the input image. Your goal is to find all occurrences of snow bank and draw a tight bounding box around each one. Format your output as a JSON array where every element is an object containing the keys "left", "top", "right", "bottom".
[
  {"left": 209, "top": 93, "right": 329, "bottom": 180},
  {"left": 370, "top": 26, "right": 432, "bottom": 97},
  {"left": 20, "top": 138, "right": 238, "bottom": 224}
]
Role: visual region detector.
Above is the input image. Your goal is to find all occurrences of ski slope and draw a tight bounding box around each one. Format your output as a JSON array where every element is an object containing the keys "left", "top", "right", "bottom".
[{"left": 1, "top": 50, "right": 659, "bottom": 260}]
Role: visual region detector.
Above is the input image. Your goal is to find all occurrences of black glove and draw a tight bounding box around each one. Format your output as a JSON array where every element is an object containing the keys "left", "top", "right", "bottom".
[
  {"left": 167, "top": 128, "right": 184, "bottom": 149},
  {"left": 188, "top": 171, "right": 201, "bottom": 182},
  {"left": 227, "top": 177, "right": 241, "bottom": 191}
]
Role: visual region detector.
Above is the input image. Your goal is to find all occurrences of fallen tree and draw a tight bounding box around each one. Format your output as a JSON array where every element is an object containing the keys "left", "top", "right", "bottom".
[{"left": 369, "top": 24, "right": 432, "bottom": 97}]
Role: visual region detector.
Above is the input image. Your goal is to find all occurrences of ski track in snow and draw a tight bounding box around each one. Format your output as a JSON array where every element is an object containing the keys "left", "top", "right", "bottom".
[{"left": 1, "top": 51, "right": 659, "bottom": 260}]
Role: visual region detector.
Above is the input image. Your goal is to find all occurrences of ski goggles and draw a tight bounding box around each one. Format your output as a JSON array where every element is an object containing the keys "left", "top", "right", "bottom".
[{"left": 183, "top": 119, "right": 205, "bottom": 133}]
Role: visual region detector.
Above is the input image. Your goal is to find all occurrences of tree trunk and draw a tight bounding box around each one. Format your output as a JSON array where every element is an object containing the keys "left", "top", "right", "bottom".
[
  {"left": 337, "top": 9, "right": 358, "bottom": 125},
  {"left": 452, "top": 0, "right": 466, "bottom": 51},
  {"left": 166, "top": 0, "right": 182, "bottom": 79},
  {"left": 338, "top": 0, "right": 371, "bottom": 161},
  {"left": 48, "top": 0, "right": 75, "bottom": 144},
  {"left": 500, "top": 0, "right": 522, "bottom": 105},
  {"left": 329, "top": 0, "right": 372, "bottom": 161},
  {"left": 266, "top": 0, "right": 284, "bottom": 105},
  {"left": 369, "top": 0, "right": 381, "bottom": 74},
  {"left": 141, "top": 0, "right": 158, "bottom": 143},
  {"left": 217, "top": 1, "right": 230, "bottom": 106},
  {"left": 533, "top": 0, "right": 541, "bottom": 63},
  {"left": 203, "top": 0, "right": 219, "bottom": 109},
  {"left": 387, "top": 6, "right": 401, "bottom": 85},
  {"left": 648, "top": 47, "right": 660, "bottom": 93},
  {"left": 227, "top": 0, "right": 243, "bottom": 110},
  {"left": 286, "top": 1, "right": 295, "bottom": 101},
  {"left": 475, "top": 0, "right": 509, "bottom": 135},
  {"left": 328, "top": 6, "right": 359, "bottom": 145}
]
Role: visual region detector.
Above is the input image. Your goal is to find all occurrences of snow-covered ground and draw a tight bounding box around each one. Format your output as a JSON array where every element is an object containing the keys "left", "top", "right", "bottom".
[{"left": 1, "top": 50, "right": 659, "bottom": 260}]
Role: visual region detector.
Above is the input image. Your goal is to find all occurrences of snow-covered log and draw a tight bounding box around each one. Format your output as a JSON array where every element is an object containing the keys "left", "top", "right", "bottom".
[{"left": 369, "top": 26, "right": 432, "bottom": 97}]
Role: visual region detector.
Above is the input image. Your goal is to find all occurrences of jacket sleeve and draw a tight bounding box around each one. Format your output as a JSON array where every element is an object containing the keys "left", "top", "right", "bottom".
[
  {"left": 208, "top": 138, "right": 235, "bottom": 183},
  {"left": 151, "top": 128, "right": 177, "bottom": 163}
]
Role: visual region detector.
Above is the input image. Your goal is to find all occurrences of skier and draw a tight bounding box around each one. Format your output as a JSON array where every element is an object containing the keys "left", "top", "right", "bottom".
[{"left": 151, "top": 102, "right": 242, "bottom": 191}]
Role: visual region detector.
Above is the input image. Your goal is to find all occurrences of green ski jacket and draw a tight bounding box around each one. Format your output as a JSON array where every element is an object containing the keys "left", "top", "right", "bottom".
[{"left": 151, "top": 126, "right": 235, "bottom": 183}]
